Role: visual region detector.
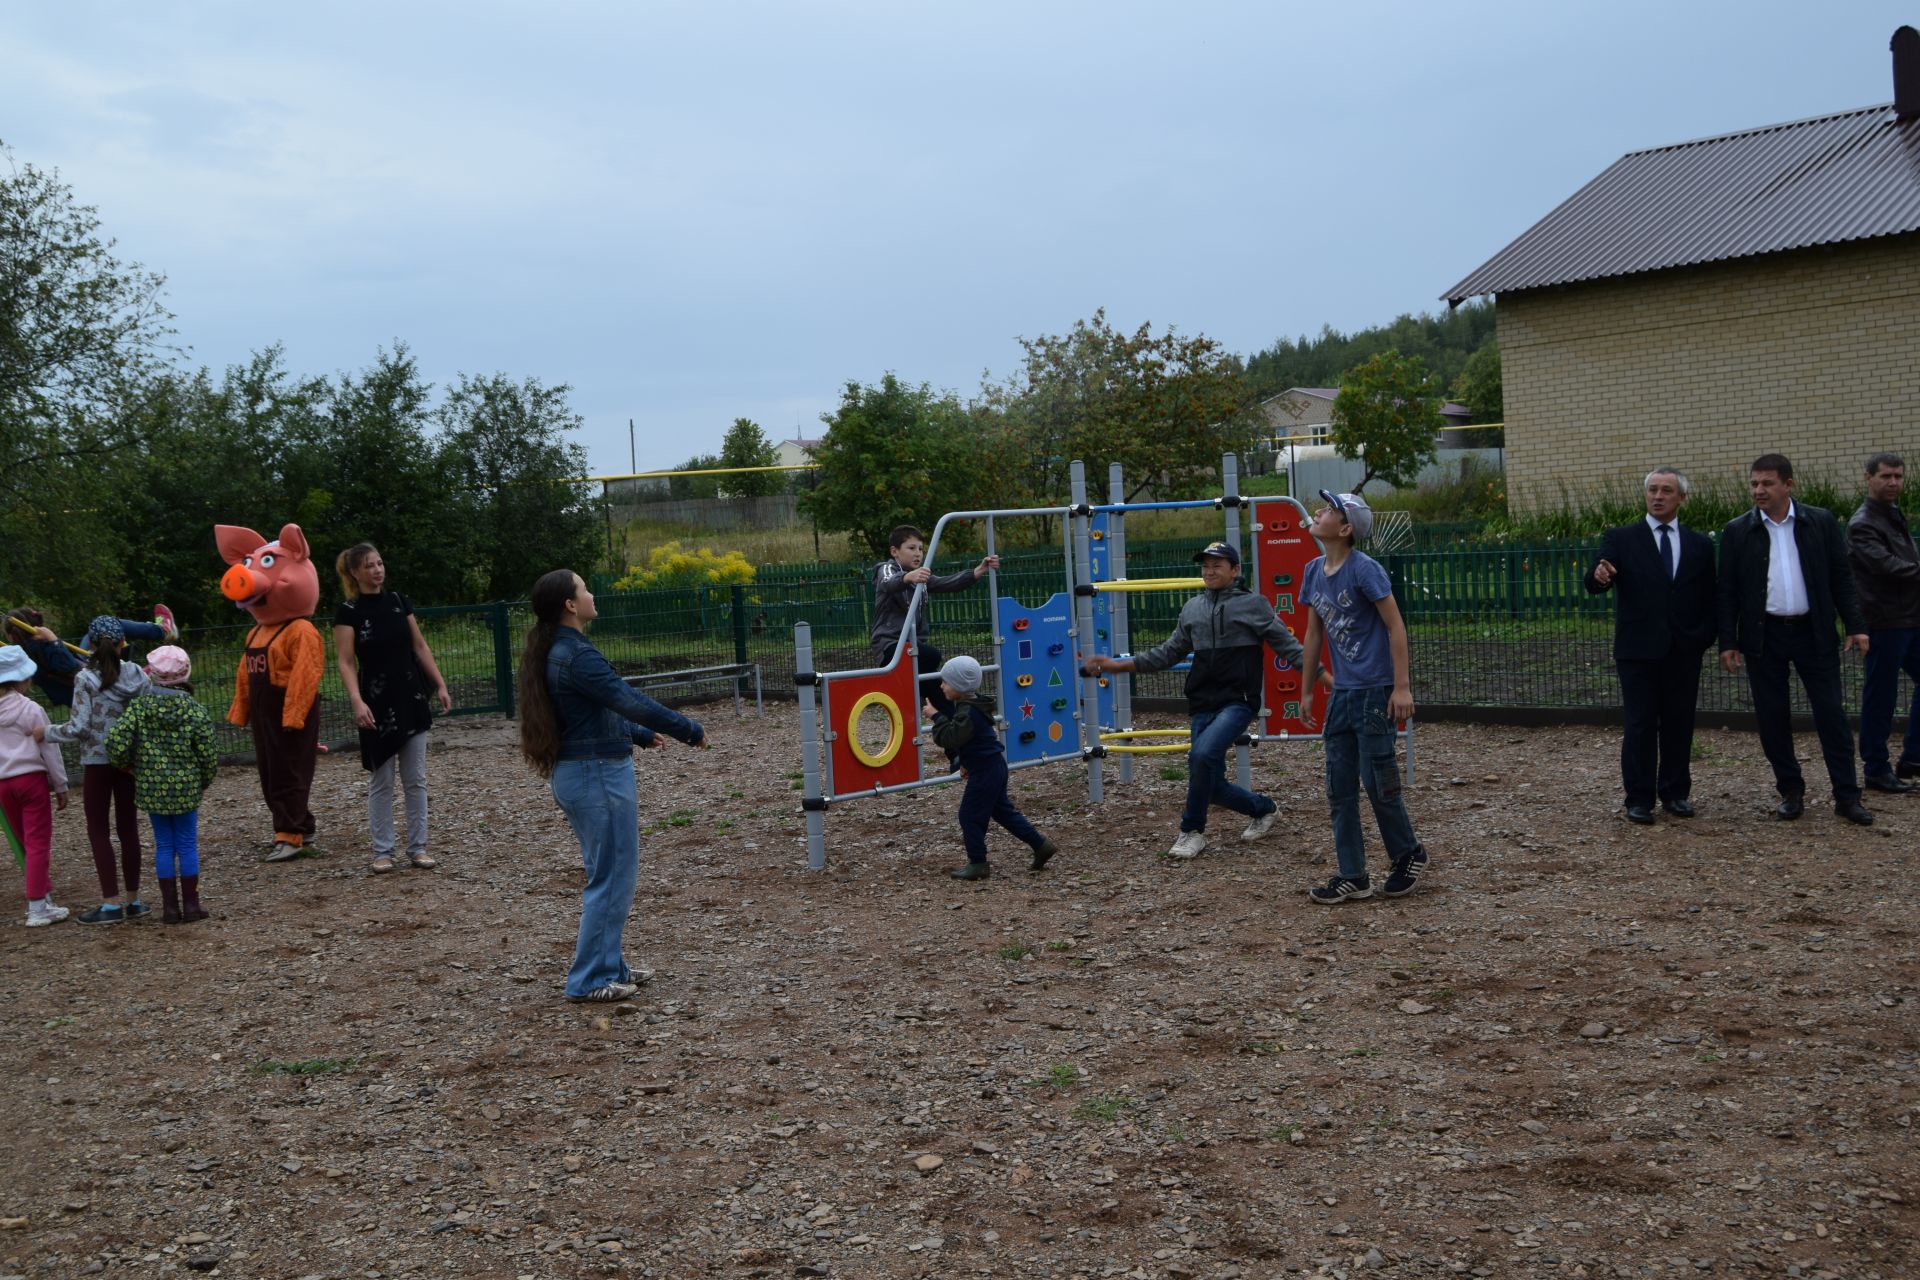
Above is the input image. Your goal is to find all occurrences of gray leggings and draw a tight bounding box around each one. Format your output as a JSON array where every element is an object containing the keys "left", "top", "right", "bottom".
[{"left": 369, "top": 732, "right": 430, "bottom": 858}]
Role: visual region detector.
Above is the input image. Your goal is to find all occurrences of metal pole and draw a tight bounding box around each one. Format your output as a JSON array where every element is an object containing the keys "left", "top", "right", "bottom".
[
  {"left": 985, "top": 515, "right": 1004, "bottom": 725},
  {"left": 629, "top": 418, "right": 636, "bottom": 475},
  {"left": 1107, "top": 461, "right": 1133, "bottom": 785},
  {"left": 795, "top": 622, "right": 827, "bottom": 870},
  {"left": 1070, "top": 461, "right": 1103, "bottom": 806},
  {"left": 1223, "top": 452, "right": 1254, "bottom": 793}
]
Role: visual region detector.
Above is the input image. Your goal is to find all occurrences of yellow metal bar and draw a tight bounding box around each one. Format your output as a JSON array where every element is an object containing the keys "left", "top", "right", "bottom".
[
  {"left": 1092, "top": 577, "right": 1204, "bottom": 593},
  {"left": 4, "top": 615, "right": 89, "bottom": 657},
  {"left": 1100, "top": 728, "right": 1190, "bottom": 741},
  {"left": 1103, "top": 743, "right": 1192, "bottom": 755}
]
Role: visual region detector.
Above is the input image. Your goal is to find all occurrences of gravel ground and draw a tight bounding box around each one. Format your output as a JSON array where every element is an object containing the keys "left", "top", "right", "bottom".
[{"left": 1, "top": 710, "right": 1915, "bottom": 1279}]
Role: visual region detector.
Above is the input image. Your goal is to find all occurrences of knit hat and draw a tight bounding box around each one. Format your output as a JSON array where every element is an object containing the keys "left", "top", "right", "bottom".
[
  {"left": 85, "top": 615, "right": 125, "bottom": 648},
  {"left": 1317, "top": 490, "right": 1375, "bottom": 541},
  {"left": 145, "top": 645, "right": 193, "bottom": 686},
  {"left": 0, "top": 645, "right": 35, "bottom": 684},
  {"left": 939, "top": 655, "right": 983, "bottom": 695}
]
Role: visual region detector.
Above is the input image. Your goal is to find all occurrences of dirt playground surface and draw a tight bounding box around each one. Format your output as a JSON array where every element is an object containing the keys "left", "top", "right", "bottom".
[{"left": 0, "top": 710, "right": 1915, "bottom": 1279}]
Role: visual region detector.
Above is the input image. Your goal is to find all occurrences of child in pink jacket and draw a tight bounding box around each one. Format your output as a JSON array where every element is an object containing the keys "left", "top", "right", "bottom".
[{"left": 0, "top": 645, "right": 72, "bottom": 927}]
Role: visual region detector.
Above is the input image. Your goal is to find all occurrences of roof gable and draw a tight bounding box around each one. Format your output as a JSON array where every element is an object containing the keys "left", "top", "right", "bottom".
[{"left": 1443, "top": 104, "right": 1920, "bottom": 302}]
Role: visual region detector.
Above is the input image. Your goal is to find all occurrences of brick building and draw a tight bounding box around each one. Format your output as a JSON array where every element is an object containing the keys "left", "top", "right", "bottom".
[{"left": 1443, "top": 28, "right": 1920, "bottom": 511}]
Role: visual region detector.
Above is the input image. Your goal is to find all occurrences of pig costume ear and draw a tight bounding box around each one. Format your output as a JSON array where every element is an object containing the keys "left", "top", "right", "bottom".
[
  {"left": 215, "top": 525, "right": 267, "bottom": 566},
  {"left": 277, "top": 524, "right": 310, "bottom": 561}
]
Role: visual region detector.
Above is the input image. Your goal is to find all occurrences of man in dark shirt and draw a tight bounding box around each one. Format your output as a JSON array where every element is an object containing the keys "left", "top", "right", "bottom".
[{"left": 1847, "top": 451, "right": 1920, "bottom": 792}]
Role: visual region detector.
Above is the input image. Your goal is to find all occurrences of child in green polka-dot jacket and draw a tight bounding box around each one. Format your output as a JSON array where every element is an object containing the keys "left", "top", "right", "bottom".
[{"left": 105, "top": 646, "right": 218, "bottom": 924}]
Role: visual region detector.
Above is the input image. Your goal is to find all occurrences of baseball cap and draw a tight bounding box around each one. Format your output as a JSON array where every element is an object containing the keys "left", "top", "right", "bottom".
[
  {"left": 1191, "top": 540, "right": 1240, "bottom": 566},
  {"left": 1317, "top": 490, "right": 1375, "bottom": 541}
]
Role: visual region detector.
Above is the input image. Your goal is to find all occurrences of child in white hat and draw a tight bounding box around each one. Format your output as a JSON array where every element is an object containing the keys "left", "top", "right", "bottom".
[
  {"left": 0, "top": 644, "right": 73, "bottom": 926},
  {"left": 924, "top": 654, "right": 1058, "bottom": 881}
]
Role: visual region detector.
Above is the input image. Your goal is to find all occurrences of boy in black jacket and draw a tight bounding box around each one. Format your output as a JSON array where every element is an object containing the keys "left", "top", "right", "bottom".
[{"left": 925, "top": 656, "right": 1057, "bottom": 882}]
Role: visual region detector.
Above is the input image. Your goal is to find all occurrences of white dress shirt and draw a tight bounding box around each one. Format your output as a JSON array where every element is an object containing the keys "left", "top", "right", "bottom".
[{"left": 1761, "top": 502, "right": 1810, "bottom": 617}]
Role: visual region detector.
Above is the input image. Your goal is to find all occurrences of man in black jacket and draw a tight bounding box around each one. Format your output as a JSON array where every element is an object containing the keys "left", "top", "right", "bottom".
[
  {"left": 1584, "top": 467, "right": 1717, "bottom": 824},
  {"left": 1717, "top": 453, "right": 1873, "bottom": 825},
  {"left": 1848, "top": 451, "right": 1920, "bottom": 792}
]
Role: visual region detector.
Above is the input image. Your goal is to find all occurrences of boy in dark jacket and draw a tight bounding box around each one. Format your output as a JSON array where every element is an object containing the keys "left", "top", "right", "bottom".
[
  {"left": 925, "top": 655, "right": 1057, "bottom": 882},
  {"left": 1084, "top": 541, "right": 1310, "bottom": 860},
  {"left": 871, "top": 525, "right": 998, "bottom": 712}
]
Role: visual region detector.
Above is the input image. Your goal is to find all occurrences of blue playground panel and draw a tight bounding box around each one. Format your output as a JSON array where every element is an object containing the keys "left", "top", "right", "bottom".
[{"left": 997, "top": 592, "right": 1081, "bottom": 765}]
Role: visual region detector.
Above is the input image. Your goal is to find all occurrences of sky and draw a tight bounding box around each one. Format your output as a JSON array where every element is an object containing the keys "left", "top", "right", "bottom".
[{"left": 4, "top": 2, "right": 1913, "bottom": 475}]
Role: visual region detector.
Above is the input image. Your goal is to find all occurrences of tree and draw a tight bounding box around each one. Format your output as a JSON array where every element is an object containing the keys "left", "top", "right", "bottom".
[
  {"left": 1, "top": 143, "right": 177, "bottom": 617},
  {"left": 716, "top": 417, "right": 781, "bottom": 497},
  {"left": 800, "top": 374, "right": 1003, "bottom": 558},
  {"left": 1246, "top": 300, "right": 1496, "bottom": 401},
  {"left": 1450, "top": 341, "right": 1504, "bottom": 446},
  {"left": 986, "top": 310, "right": 1262, "bottom": 511},
  {"left": 438, "top": 372, "right": 599, "bottom": 601},
  {"left": 668, "top": 453, "right": 722, "bottom": 499},
  {"left": 1330, "top": 350, "right": 1443, "bottom": 492}
]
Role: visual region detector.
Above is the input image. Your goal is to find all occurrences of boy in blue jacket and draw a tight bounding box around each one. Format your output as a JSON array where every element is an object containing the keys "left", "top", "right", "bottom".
[{"left": 925, "top": 656, "right": 1057, "bottom": 882}]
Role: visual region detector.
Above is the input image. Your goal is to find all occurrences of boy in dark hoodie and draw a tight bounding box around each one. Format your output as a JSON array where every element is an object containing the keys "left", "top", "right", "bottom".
[
  {"left": 1084, "top": 540, "right": 1314, "bottom": 860},
  {"left": 925, "top": 655, "right": 1057, "bottom": 882}
]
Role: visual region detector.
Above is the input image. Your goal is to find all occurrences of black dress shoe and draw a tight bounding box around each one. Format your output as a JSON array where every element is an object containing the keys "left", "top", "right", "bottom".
[
  {"left": 1864, "top": 773, "right": 1916, "bottom": 794},
  {"left": 1661, "top": 799, "right": 1696, "bottom": 818},
  {"left": 1836, "top": 798, "right": 1874, "bottom": 826},
  {"left": 1897, "top": 758, "right": 1920, "bottom": 781},
  {"left": 1775, "top": 795, "right": 1805, "bottom": 820},
  {"left": 1624, "top": 805, "right": 1655, "bottom": 825}
]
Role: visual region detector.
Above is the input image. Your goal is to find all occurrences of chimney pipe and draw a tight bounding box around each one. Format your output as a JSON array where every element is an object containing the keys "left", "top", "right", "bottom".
[{"left": 1896, "top": 26, "right": 1920, "bottom": 118}]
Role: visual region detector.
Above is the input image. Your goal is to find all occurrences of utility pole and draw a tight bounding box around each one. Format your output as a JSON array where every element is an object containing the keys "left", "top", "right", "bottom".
[{"left": 628, "top": 419, "right": 636, "bottom": 475}]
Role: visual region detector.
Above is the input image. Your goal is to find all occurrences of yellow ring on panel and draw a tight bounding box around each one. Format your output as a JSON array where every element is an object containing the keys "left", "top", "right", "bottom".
[
  {"left": 846, "top": 691, "right": 906, "bottom": 768},
  {"left": 1091, "top": 577, "right": 1206, "bottom": 593}
]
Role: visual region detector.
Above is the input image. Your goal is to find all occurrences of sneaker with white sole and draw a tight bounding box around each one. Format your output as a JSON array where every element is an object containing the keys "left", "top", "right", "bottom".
[
  {"left": 1167, "top": 831, "right": 1210, "bottom": 859},
  {"left": 262, "top": 841, "right": 301, "bottom": 863},
  {"left": 568, "top": 981, "right": 640, "bottom": 1003},
  {"left": 1308, "top": 874, "right": 1373, "bottom": 904},
  {"left": 25, "top": 899, "right": 64, "bottom": 928},
  {"left": 1240, "top": 810, "right": 1278, "bottom": 842}
]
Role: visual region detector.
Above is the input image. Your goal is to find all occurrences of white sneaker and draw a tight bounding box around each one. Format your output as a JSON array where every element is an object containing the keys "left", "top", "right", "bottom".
[
  {"left": 25, "top": 898, "right": 65, "bottom": 928},
  {"left": 1167, "top": 831, "right": 1210, "bottom": 859},
  {"left": 1241, "top": 811, "right": 1277, "bottom": 842}
]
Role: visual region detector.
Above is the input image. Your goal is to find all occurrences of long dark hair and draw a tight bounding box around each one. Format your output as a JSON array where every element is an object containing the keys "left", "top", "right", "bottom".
[
  {"left": 90, "top": 636, "right": 125, "bottom": 692},
  {"left": 336, "top": 542, "right": 379, "bottom": 602},
  {"left": 516, "top": 569, "right": 580, "bottom": 778}
]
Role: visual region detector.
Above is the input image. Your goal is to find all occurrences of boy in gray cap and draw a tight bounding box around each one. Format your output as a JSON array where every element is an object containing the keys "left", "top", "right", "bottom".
[
  {"left": 1083, "top": 539, "right": 1311, "bottom": 859},
  {"left": 924, "top": 654, "right": 1057, "bottom": 882},
  {"left": 1300, "top": 490, "right": 1429, "bottom": 903}
]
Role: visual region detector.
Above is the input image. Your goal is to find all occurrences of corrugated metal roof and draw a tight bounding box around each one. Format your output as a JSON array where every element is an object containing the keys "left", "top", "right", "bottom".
[{"left": 1442, "top": 103, "right": 1920, "bottom": 302}]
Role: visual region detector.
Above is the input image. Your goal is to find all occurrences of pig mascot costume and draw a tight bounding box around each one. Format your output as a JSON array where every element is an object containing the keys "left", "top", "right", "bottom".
[{"left": 216, "top": 523, "right": 325, "bottom": 862}]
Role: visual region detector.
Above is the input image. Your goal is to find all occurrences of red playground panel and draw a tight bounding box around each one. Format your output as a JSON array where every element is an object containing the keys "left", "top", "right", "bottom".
[
  {"left": 1250, "top": 496, "right": 1328, "bottom": 735},
  {"left": 824, "top": 637, "right": 923, "bottom": 794}
]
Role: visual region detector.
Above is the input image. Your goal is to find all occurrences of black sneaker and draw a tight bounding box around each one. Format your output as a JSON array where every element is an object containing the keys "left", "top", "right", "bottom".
[
  {"left": 122, "top": 899, "right": 152, "bottom": 921},
  {"left": 1382, "top": 846, "right": 1430, "bottom": 898},
  {"left": 77, "top": 903, "right": 126, "bottom": 926},
  {"left": 1309, "top": 875, "right": 1372, "bottom": 904}
]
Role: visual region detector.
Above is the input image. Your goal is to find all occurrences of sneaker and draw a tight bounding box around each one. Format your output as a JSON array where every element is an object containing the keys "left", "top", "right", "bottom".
[
  {"left": 1240, "top": 810, "right": 1278, "bottom": 842},
  {"left": 1167, "top": 831, "right": 1210, "bottom": 860},
  {"left": 34, "top": 897, "right": 70, "bottom": 923},
  {"left": 77, "top": 903, "right": 126, "bottom": 926},
  {"left": 1382, "top": 846, "right": 1431, "bottom": 898},
  {"left": 950, "top": 861, "right": 991, "bottom": 881},
  {"left": 1309, "top": 875, "right": 1373, "bottom": 904},
  {"left": 263, "top": 841, "right": 301, "bottom": 863},
  {"left": 153, "top": 604, "right": 179, "bottom": 641},
  {"left": 25, "top": 901, "right": 60, "bottom": 928},
  {"left": 1028, "top": 838, "right": 1057, "bottom": 872},
  {"left": 568, "top": 981, "right": 639, "bottom": 1003},
  {"left": 122, "top": 899, "right": 152, "bottom": 920}
]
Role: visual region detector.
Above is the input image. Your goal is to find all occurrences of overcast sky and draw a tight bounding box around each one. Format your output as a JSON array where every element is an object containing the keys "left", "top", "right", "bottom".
[{"left": 5, "top": 2, "right": 1912, "bottom": 474}]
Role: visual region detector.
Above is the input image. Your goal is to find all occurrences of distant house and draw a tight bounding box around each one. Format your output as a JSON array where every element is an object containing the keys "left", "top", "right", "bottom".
[
  {"left": 1260, "top": 387, "right": 1472, "bottom": 446},
  {"left": 775, "top": 434, "right": 822, "bottom": 471},
  {"left": 1442, "top": 27, "right": 1920, "bottom": 510}
]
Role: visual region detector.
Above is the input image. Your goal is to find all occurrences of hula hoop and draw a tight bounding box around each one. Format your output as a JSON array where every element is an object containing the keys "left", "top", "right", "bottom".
[{"left": 846, "top": 692, "right": 905, "bottom": 768}]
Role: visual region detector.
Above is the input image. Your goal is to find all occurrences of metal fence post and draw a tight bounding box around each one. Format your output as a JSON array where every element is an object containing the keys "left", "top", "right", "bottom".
[{"left": 491, "top": 601, "right": 515, "bottom": 717}]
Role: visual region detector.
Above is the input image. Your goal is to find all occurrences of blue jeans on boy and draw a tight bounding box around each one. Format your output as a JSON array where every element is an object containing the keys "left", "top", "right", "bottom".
[
  {"left": 551, "top": 757, "right": 641, "bottom": 997},
  {"left": 957, "top": 756, "right": 1044, "bottom": 863},
  {"left": 1859, "top": 627, "right": 1920, "bottom": 777},
  {"left": 1181, "top": 702, "right": 1275, "bottom": 833},
  {"left": 149, "top": 810, "right": 201, "bottom": 877},
  {"left": 1323, "top": 686, "right": 1420, "bottom": 881}
]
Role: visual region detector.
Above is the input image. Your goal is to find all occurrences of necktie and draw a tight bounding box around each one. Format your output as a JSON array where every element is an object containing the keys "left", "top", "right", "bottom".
[{"left": 1658, "top": 523, "right": 1675, "bottom": 580}]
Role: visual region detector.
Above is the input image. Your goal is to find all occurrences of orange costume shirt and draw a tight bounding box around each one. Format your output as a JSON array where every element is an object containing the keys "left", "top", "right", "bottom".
[{"left": 227, "top": 619, "right": 325, "bottom": 730}]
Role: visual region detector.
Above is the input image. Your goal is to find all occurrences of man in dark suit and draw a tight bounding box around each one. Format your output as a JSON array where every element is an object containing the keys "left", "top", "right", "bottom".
[
  {"left": 1716, "top": 452, "right": 1874, "bottom": 825},
  {"left": 1585, "top": 467, "right": 1718, "bottom": 824}
]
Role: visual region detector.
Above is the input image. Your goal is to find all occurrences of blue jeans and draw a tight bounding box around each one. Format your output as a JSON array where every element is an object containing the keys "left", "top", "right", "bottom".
[
  {"left": 148, "top": 810, "right": 200, "bottom": 878},
  {"left": 1323, "top": 687, "right": 1420, "bottom": 881},
  {"left": 118, "top": 619, "right": 166, "bottom": 645},
  {"left": 1859, "top": 627, "right": 1920, "bottom": 776},
  {"left": 551, "top": 757, "right": 641, "bottom": 997},
  {"left": 1181, "top": 702, "right": 1273, "bottom": 833}
]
